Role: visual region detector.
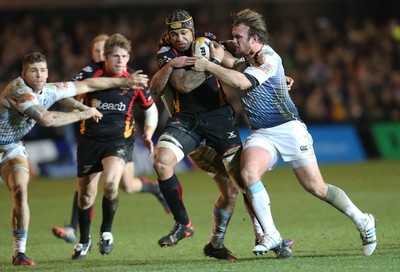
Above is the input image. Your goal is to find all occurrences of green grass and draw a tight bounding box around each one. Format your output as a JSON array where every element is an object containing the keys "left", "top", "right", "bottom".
[{"left": 0, "top": 159, "right": 399, "bottom": 271}]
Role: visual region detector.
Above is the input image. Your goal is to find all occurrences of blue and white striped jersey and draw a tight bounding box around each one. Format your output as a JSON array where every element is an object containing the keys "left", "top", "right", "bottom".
[{"left": 239, "top": 45, "right": 300, "bottom": 129}]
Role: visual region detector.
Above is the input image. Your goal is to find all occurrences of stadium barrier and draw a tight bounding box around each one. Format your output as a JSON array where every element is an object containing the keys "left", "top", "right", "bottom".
[
  {"left": 21, "top": 123, "right": 374, "bottom": 178},
  {"left": 371, "top": 122, "right": 400, "bottom": 159}
]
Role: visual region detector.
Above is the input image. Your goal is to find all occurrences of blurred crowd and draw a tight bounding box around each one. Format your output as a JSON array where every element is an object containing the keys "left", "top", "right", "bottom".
[{"left": 1, "top": 6, "right": 399, "bottom": 136}]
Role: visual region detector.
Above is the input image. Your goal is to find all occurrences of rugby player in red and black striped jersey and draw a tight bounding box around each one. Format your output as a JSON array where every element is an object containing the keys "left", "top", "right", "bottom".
[
  {"left": 52, "top": 34, "right": 170, "bottom": 248},
  {"left": 69, "top": 33, "right": 159, "bottom": 260}
]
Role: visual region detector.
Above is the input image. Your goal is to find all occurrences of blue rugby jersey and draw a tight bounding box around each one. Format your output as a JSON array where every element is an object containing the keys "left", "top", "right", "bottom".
[{"left": 239, "top": 45, "right": 301, "bottom": 129}]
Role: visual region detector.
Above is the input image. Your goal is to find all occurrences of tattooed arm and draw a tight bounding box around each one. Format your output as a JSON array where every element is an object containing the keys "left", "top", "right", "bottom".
[
  {"left": 150, "top": 56, "right": 197, "bottom": 96},
  {"left": 24, "top": 104, "right": 102, "bottom": 127},
  {"left": 57, "top": 97, "right": 89, "bottom": 111},
  {"left": 58, "top": 97, "right": 102, "bottom": 123}
]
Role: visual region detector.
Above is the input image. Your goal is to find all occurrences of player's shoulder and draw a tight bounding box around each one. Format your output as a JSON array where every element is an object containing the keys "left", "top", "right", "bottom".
[
  {"left": 157, "top": 44, "right": 174, "bottom": 56},
  {"left": 4, "top": 77, "right": 33, "bottom": 98},
  {"left": 73, "top": 62, "right": 104, "bottom": 81}
]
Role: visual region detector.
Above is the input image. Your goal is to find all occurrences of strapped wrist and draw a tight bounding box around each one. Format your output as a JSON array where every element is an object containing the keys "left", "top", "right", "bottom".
[
  {"left": 210, "top": 57, "right": 221, "bottom": 65},
  {"left": 75, "top": 111, "right": 84, "bottom": 121}
]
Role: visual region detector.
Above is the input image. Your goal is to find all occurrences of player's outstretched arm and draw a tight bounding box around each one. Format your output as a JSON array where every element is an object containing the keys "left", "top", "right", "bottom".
[
  {"left": 24, "top": 104, "right": 102, "bottom": 127},
  {"left": 74, "top": 71, "right": 149, "bottom": 95}
]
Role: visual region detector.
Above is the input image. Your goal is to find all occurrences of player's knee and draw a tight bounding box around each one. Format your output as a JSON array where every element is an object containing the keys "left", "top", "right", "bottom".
[
  {"left": 240, "top": 166, "right": 260, "bottom": 185},
  {"left": 103, "top": 182, "right": 118, "bottom": 199},
  {"left": 79, "top": 193, "right": 94, "bottom": 209},
  {"left": 154, "top": 136, "right": 183, "bottom": 174}
]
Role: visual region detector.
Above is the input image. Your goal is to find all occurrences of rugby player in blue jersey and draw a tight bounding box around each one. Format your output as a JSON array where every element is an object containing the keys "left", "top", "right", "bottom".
[{"left": 193, "top": 8, "right": 377, "bottom": 257}]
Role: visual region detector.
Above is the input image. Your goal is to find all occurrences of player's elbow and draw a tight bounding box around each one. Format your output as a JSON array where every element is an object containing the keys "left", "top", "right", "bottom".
[{"left": 233, "top": 79, "right": 251, "bottom": 91}]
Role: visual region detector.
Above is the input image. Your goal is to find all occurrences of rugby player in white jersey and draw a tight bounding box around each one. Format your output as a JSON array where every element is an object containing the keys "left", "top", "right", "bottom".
[{"left": 0, "top": 52, "right": 148, "bottom": 266}]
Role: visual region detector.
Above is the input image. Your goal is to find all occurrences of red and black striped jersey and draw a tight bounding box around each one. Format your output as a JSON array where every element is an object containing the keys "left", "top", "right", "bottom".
[{"left": 72, "top": 62, "right": 154, "bottom": 141}]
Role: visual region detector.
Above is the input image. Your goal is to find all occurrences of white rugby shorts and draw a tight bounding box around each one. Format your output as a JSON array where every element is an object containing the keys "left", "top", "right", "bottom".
[
  {"left": 244, "top": 120, "right": 317, "bottom": 169},
  {"left": 0, "top": 142, "right": 28, "bottom": 166}
]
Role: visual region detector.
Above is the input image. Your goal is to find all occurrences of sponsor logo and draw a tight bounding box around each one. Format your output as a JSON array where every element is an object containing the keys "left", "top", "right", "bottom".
[
  {"left": 83, "top": 66, "right": 94, "bottom": 73},
  {"left": 53, "top": 82, "right": 69, "bottom": 89},
  {"left": 83, "top": 165, "right": 92, "bottom": 174},
  {"left": 90, "top": 99, "right": 127, "bottom": 111},
  {"left": 300, "top": 145, "right": 308, "bottom": 151},
  {"left": 227, "top": 131, "right": 237, "bottom": 139}
]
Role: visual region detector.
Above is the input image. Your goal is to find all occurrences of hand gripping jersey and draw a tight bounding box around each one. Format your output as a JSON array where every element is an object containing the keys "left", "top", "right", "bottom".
[
  {"left": 0, "top": 77, "right": 77, "bottom": 145},
  {"left": 73, "top": 62, "right": 154, "bottom": 141},
  {"left": 156, "top": 31, "right": 227, "bottom": 113}
]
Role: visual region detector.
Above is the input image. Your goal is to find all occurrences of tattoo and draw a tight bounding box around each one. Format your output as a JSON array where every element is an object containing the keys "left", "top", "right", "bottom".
[
  {"left": 24, "top": 105, "right": 46, "bottom": 120},
  {"left": 171, "top": 69, "right": 206, "bottom": 93},
  {"left": 24, "top": 105, "right": 80, "bottom": 127},
  {"left": 73, "top": 101, "right": 88, "bottom": 111}
]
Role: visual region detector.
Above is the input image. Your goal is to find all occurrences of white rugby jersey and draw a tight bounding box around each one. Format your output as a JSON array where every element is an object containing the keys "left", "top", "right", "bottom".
[
  {"left": 0, "top": 77, "right": 77, "bottom": 145},
  {"left": 239, "top": 45, "right": 300, "bottom": 129}
]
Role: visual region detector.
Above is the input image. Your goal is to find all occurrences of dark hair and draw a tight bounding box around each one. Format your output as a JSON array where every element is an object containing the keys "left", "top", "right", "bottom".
[
  {"left": 232, "top": 9, "right": 268, "bottom": 44},
  {"left": 23, "top": 52, "right": 47, "bottom": 70}
]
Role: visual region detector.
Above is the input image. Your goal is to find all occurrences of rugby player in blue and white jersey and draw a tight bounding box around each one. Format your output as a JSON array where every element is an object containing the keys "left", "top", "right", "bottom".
[
  {"left": 193, "top": 8, "right": 377, "bottom": 257},
  {"left": 0, "top": 52, "right": 148, "bottom": 266}
]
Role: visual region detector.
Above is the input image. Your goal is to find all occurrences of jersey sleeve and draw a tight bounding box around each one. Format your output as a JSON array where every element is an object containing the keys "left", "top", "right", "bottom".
[
  {"left": 156, "top": 45, "right": 177, "bottom": 69},
  {"left": 12, "top": 89, "right": 40, "bottom": 113},
  {"left": 136, "top": 87, "right": 155, "bottom": 109},
  {"left": 44, "top": 81, "right": 78, "bottom": 100},
  {"left": 244, "top": 56, "right": 277, "bottom": 85}
]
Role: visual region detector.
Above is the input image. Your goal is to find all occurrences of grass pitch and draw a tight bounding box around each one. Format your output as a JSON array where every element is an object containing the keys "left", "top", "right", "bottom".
[{"left": 0, "top": 159, "right": 399, "bottom": 271}]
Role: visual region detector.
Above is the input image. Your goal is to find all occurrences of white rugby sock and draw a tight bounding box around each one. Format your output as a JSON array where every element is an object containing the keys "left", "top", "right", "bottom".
[
  {"left": 13, "top": 229, "right": 28, "bottom": 255},
  {"left": 325, "top": 184, "right": 366, "bottom": 228},
  {"left": 245, "top": 181, "right": 277, "bottom": 236},
  {"left": 242, "top": 193, "right": 264, "bottom": 240}
]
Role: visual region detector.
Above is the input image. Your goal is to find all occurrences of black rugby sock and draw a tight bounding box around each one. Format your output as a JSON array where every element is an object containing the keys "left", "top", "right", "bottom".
[
  {"left": 158, "top": 174, "right": 189, "bottom": 225},
  {"left": 78, "top": 206, "right": 93, "bottom": 244},
  {"left": 70, "top": 191, "right": 79, "bottom": 230},
  {"left": 101, "top": 195, "right": 119, "bottom": 233}
]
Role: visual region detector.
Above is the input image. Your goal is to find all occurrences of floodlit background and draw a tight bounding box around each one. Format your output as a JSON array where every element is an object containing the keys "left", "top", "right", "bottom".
[
  {"left": 1, "top": 0, "right": 399, "bottom": 176},
  {"left": 0, "top": 2, "right": 399, "bottom": 270}
]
